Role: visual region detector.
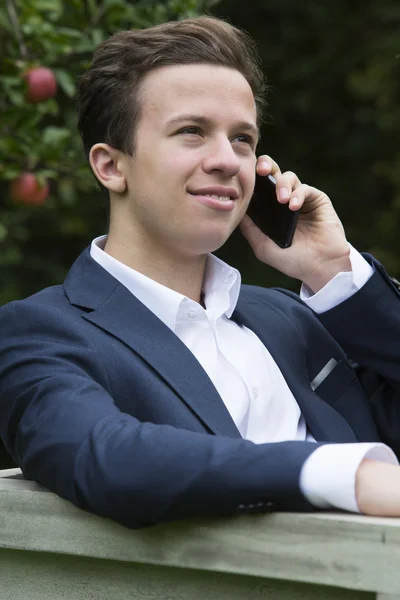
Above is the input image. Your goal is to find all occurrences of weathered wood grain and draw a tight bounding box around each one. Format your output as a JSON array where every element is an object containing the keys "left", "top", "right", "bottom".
[{"left": 0, "top": 473, "right": 398, "bottom": 598}]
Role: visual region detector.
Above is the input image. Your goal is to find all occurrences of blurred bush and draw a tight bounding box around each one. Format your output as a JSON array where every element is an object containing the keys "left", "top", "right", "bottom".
[{"left": 0, "top": 0, "right": 219, "bottom": 304}]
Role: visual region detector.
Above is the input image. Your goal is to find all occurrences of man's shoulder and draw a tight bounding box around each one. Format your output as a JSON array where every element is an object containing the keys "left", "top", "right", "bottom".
[
  {"left": 1, "top": 282, "right": 66, "bottom": 312},
  {"left": 0, "top": 281, "right": 80, "bottom": 336},
  {"left": 0, "top": 281, "right": 99, "bottom": 363},
  {"left": 0, "top": 245, "right": 97, "bottom": 321}
]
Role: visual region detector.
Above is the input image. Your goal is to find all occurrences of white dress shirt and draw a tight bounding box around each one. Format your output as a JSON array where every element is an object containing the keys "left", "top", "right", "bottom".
[{"left": 91, "top": 236, "right": 397, "bottom": 512}]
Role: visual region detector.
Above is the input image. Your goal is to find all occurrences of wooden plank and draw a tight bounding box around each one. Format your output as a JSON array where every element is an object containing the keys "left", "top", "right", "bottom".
[
  {"left": 0, "top": 486, "right": 399, "bottom": 595},
  {"left": 0, "top": 468, "right": 22, "bottom": 478},
  {"left": 0, "top": 478, "right": 49, "bottom": 491},
  {"left": 0, "top": 548, "right": 374, "bottom": 600}
]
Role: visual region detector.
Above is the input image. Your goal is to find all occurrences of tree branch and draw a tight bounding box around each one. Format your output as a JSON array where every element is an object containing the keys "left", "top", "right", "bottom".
[{"left": 6, "top": 0, "right": 29, "bottom": 59}]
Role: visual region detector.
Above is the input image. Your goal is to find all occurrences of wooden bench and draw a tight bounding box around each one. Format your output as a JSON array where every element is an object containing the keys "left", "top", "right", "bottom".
[{"left": 0, "top": 468, "right": 399, "bottom": 599}]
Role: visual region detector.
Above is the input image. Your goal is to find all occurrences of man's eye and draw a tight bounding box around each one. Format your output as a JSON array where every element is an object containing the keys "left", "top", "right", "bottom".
[
  {"left": 179, "top": 127, "right": 201, "bottom": 135},
  {"left": 233, "top": 134, "right": 254, "bottom": 145}
]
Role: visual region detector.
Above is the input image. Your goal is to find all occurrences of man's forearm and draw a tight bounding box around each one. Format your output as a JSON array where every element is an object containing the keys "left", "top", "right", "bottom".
[{"left": 356, "top": 459, "right": 400, "bottom": 516}]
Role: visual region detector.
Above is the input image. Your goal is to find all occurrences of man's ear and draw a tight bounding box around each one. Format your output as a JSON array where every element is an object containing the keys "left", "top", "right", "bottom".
[{"left": 89, "top": 143, "right": 127, "bottom": 193}]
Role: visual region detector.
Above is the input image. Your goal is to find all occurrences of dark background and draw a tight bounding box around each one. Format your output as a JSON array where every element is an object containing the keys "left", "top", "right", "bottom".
[{"left": 214, "top": 0, "right": 400, "bottom": 290}]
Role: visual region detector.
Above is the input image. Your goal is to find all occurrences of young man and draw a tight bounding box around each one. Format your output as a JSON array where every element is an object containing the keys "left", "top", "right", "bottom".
[{"left": 1, "top": 16, "right": 400, "bottom": 529}]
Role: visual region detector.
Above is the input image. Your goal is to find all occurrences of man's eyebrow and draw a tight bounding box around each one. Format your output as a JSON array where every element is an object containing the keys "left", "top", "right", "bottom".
[{"left": 167, "top": 114, "right": 259, "bottom": 139}]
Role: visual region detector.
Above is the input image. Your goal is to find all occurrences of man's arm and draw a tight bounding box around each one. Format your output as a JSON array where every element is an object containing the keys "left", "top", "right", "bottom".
[
  {"left": 274, "top": 247, "right": 400, "bottom": 513},
  {"left": 320, "top": 264, "right": 400, "bottom": 514},
  {"left": 240, "top": 156, "right": 400, "bottom": 517},
  {"left": 357, "top": 459, "right": 400, "bottom": 516},
  {"left": 3, "top": 297, "right": 400, "bottom": 522},
  {"left": 315, "top": 256, "right": 400, "bottom": 453},
  {"left": 0, "top": 299, "right": 318, "bottom": 528}
]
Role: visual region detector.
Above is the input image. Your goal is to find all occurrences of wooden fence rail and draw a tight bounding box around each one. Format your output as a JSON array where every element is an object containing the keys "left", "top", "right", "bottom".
[{"left": 0, "top": 469, "right": 399, "bottom": 599}]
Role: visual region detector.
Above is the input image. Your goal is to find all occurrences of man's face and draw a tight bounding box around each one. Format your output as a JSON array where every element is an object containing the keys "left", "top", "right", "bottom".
[{"left": 119, "top": 64, "right": 258, "bottom": 259}]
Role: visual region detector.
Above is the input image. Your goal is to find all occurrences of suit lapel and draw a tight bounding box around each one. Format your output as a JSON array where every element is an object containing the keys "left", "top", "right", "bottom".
[
  {"left": 232, "top": 296, "right": 358, "bottom": 443},
  {"left": 64, "top": 249, "right": 241, "bottom": 439},
  {"left": 65, "top": 248, "right": 357, "bottom": 443}
]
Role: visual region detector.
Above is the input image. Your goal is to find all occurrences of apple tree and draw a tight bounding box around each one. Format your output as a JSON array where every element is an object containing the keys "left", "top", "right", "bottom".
[{"left": 0, "top": 0, "right": 220, "bottom": 304}]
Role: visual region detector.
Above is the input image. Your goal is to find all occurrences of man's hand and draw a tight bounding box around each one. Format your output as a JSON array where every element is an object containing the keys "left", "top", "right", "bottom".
[
  {"left": 240, "top": 155, "right": 351, "bottom": 293},
  {"left": 356, "top": 459, "right": 400, "bottom": 517}
]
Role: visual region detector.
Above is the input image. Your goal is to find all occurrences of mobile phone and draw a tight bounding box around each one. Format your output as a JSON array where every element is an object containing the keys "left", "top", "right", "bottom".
[{"left": 247, "top": 174, "right": 299, "bottom": 249}]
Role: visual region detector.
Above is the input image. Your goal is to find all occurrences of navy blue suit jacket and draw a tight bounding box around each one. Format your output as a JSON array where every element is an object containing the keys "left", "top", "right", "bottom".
[{"left": 0, "top": 249, "right": 400, "bottom": 528}]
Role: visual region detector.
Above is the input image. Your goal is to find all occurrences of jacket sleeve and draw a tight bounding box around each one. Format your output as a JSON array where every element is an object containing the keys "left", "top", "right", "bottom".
[
  {"left": 0, "top": 299, "right": 318, "bottom": 529},
  {"left": 310, "top": 254, "right": 400, "bottom": 456}
]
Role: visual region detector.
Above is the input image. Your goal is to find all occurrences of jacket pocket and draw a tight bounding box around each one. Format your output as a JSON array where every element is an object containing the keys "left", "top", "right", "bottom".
[{"left": 311, "top": 359, "right": 357, "bottom": 405}]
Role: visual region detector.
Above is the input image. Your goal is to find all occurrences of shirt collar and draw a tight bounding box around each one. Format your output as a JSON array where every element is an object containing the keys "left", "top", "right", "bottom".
[{"left": 90, "top": 235, "right": 241, "bottom": 331}]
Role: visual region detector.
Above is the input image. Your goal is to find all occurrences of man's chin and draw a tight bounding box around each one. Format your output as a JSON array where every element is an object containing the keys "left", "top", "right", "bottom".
[{"left": 184, "top": 231, "right": 235, "bottom": 257}]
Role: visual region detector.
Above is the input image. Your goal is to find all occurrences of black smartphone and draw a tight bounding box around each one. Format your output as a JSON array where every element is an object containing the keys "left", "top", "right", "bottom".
[{"left": 247, "top": 174, "right": 299, "bottom": 248}]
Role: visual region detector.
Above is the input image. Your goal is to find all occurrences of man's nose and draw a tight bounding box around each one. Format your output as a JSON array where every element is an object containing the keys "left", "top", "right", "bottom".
[{"left": 202, "top": 137, "right": 241, "bottom": 176}]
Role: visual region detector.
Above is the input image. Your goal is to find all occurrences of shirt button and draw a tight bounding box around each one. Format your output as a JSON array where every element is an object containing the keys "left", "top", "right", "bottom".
[
  {"left": 187, "top": 310, "right": 197, "bottom": 319},
  {"left": 252, "top": 387, "right": 259, "bottom": 399}
]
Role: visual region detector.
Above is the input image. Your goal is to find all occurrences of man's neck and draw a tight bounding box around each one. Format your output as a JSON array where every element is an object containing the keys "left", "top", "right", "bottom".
[{"left": 104, "top": 233, "right": 206, "bottom": 304}]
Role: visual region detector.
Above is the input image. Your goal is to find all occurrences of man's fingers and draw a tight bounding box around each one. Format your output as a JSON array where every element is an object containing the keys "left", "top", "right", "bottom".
[
  {"left": 256, "top": 155, "right": 281, "bottom": 178},
  {"left": 239, "top": 214, "right": 262, "bottom": 247},
  {"left": 276, "top": 171, "right": 302, "bottom": 204},
  {"left": 239, "top": 215, "right": 279, "bottom": 261},
  {"left": 256, "top": 157, "right": 304, "bottom": 209}
]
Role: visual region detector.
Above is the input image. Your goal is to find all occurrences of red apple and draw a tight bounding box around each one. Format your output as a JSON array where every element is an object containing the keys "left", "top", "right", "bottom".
[
  {"left": 23, "top": 67, "right": 57, "bottom": 103},
  {"left": 10, "top": 173, "right": 49, "bottom": 206}
]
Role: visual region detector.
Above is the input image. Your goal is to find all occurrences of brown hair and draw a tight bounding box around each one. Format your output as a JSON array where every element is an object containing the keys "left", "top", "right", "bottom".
[{"left": 77, "top": 16, "right": 267, "bottom": 159}]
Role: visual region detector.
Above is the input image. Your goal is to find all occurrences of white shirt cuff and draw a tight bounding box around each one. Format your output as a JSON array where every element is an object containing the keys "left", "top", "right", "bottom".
[
  {"left": 300, "top": 244, "right": 374, "bottom": 314},
  {"left": 300, "top": 443, "right": 399, "bottom": 512}
]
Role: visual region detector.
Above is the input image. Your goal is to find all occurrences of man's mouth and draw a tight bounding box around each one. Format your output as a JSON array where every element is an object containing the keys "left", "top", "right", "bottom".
[
  {"left": 189, "top": 191, "right": 236, "bottom": 212},
  {"left": 200, "top": 194, "right": 232, "bottom": 202},
  {"left": 188, "top": 186, "right": 238, "bottom": 200}
]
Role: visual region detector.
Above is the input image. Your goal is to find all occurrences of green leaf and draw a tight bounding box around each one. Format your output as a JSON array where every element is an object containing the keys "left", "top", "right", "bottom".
[
  {"left": 34, "top": 0, "right": 62, "bottom": 12},
  {"left": 36, "top": 169, "right": 58, "bottom": 179},
  {"left": 104, "top": 0, "right": 127, "bottom": 7},
  {"left": 0, "top": 224, "right": 8, "bottom": 243},
  {"left": 42, "top": 126, "right": 71, "bottom": 146},
  {"left": 92, "top": 29, "right": 105, "bottom": 47},
  {"left": 19, "top": 112, "right": 43, "bottom": 131},
  {"left": 5, "top": 89, "right": 24, "bottom": 107},
  {"left": 2, "top": 168, "right": 21, "bottom": 180},
  {"left": 56, "top": 27, "right": 87, "bottom": 40},
  {"left": 54, "top": 69, "right": 76, "bottom": 98},
  {"left": 2, "top": 76, "right": 21, "bottom": 86},
  {"left": 58, "top": 178, "right": 77, "bottom": 205}
]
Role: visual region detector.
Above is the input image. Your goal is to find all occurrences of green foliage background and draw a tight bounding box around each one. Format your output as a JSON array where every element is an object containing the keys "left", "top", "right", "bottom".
[
  {"left": 0, "top": 0, "right": 219, "bottom": 305},
  {"left": 1, "top": 0, "right": 400, "bottom": 305}
]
